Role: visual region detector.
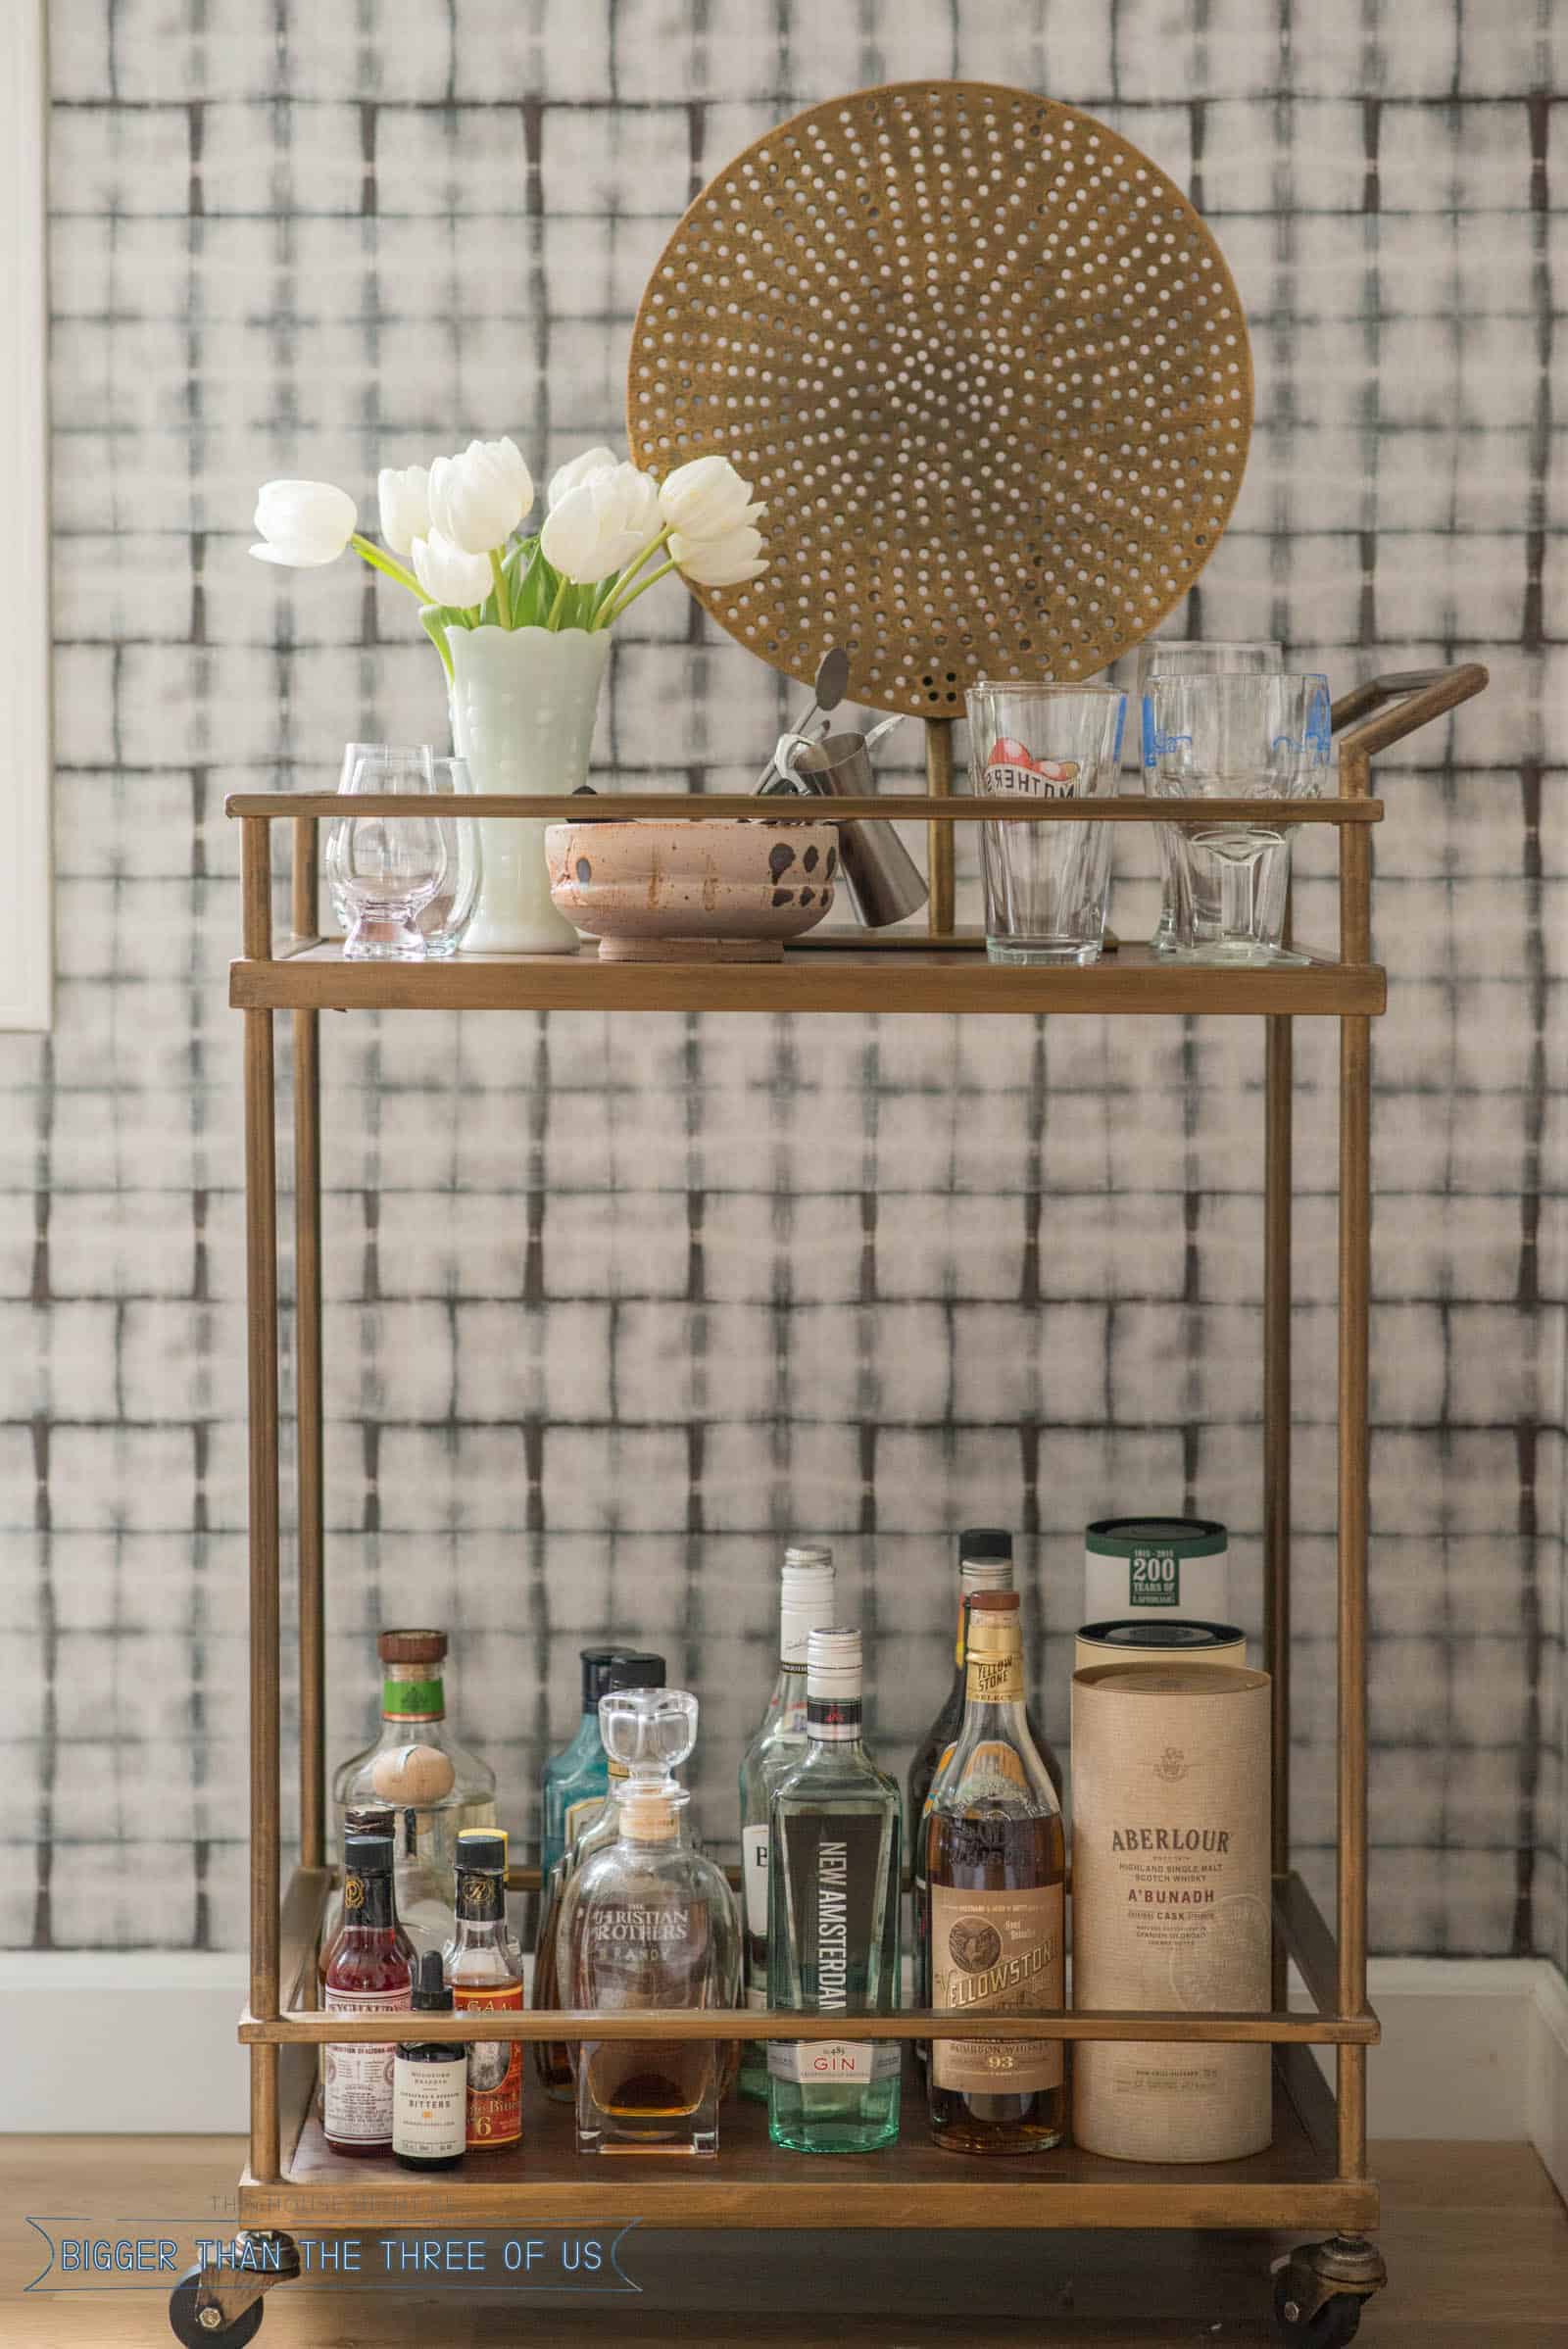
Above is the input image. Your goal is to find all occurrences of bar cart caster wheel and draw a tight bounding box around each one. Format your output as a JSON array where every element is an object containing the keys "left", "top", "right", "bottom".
[
  {"left": 1271, "top": 2236, "right": 1387, "bottom": 2345},
  {"left": 168, "top": 2232, "right": 300, "bottom": 2347}
]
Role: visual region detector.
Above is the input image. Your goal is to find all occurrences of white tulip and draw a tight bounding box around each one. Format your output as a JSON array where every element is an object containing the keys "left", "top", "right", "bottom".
[
  {"left": 542, "top": 463, "right": 662, "bottom": 584},
  {"left": 658, "top": 454, "right": 764, "bottom": 545},
  {"left": 547, "top": 446, "right": 619, "bottom": 509},
  {"left": 427, "top": 436, "right": 534, "bottom": 555},
  {"left": 670, "top": 522, "right": 768, "bottom": 587},
  {"left": 250, "top": 479, "right": 357, "bottom": 567},
  {"left": 376, "top": 464, "right": 432, "bottom": 558},
  {"left": 412, "top": 529, "right": 492, "bottom": 609}
]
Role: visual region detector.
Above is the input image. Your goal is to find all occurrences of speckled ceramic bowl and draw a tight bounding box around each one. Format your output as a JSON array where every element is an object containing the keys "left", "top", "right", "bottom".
[{"left": 545, "top": 818, "right": 840, "bottom": 961}]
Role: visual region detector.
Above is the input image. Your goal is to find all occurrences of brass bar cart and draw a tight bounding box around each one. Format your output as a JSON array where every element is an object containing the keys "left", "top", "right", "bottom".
[{"left": 184, "top": 665, "right": 1488, "bottom": 2348}]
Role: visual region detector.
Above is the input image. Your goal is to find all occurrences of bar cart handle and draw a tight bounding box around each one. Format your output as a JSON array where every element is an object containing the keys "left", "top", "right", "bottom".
[{"left": 1331, "top": 662, "right": 1490, "bottom": 772}]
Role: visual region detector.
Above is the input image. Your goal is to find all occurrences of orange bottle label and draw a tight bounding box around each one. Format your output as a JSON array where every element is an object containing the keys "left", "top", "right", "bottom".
[{"left": 454, "top": 1982, "right": 522, "bottom": 2147}]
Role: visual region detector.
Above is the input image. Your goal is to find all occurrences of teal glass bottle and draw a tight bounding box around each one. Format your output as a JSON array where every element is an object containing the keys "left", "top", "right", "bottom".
[
  {"left": 539, "top": 1648, "right": 662, "bottom": 1884},
  {"left": 766, "top": 1627, "right": 902, "bottom": 2154}
]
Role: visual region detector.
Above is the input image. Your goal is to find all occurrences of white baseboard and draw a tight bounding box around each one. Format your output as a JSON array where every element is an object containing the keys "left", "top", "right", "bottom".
[{"left": 0, "top": 1951, "right": 1562, "bottom": 2170}]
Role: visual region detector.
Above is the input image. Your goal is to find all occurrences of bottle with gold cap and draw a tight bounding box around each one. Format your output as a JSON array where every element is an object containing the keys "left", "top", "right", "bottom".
[
  {"left": 565, "top": 1692, "right": 741, "bottom": 2158},
  {"left": 925, "top": 1589, "right": 1066, "bottom": 2155},
  {"left": 332, "top": 1629, "right": 497, "bottom": 1953},
  {"left": 448, "top": 1828, "right": 523, "bottom": 2150}
]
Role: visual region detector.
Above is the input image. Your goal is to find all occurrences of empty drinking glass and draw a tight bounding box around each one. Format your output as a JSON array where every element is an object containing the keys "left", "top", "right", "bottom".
[
  {"left": 335, "top": 745, "right": 447, "bottom": 962},
  {"left": 1134, "top": 641, "right": 1283, "bottom": 953},
  {"left": 966, "top": 683, "right": 1127, "bottom": 966},
  {"left": 1147, "top": 672, "right": 1331, "bottom": 964}
]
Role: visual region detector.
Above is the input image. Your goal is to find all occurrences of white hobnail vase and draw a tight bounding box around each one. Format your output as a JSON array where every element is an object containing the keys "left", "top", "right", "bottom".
[{"left": 448, "top": 624, "right": 612, "bottom": 954}]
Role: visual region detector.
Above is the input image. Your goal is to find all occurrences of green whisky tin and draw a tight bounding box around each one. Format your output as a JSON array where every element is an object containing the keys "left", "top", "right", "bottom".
[{"left": 1083, "top": 1515, "right": 1228, "bottom": 1622}]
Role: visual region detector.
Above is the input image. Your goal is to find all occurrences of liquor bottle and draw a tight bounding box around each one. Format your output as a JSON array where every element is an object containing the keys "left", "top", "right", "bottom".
[
  {"left": 531, "top": 1669, "right": 676, "bottom": 2105},
  {"left": 540, "top": 1648, "right": 662, "bottom": 1885},
  {"left": 926, "top": 1590, "right": 1066, "bottom": 2155},
  {"left": 767, "top": 1628, "right": 902, "bottom": 2155},
  {"left": 737, "top": 1543, "right": 836, "bottom": 2100},
  {"left": 907, "top": 1532, "right": 1062, "bottom": 2066},
  {"left": 332, "top": 1629, "right": 497, "bottom": 1953},
  {"left": 447, "top": 1829, "right": 523, "bottom": 2151},
  {"left": 318, "top": 1803, "right": 416, "bottom": 1985},
  {"left": 322, "top": 1832, "right": 413, "bottom": 2156},
  {"left": 393, "top": 1951, "right": 467, "bottom": 2171},
  {"left": 566, "top": 1700, "right": 741, "bottom": 2157}
]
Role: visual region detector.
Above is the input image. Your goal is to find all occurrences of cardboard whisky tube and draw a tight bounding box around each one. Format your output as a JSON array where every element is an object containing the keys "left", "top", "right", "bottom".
[
  {"left": 1074, "top": 1620, "right": 1247, "bottom": 1677},
  {"left": 1070, "top": 1662, "right": 1272, "bottom": 2164}
]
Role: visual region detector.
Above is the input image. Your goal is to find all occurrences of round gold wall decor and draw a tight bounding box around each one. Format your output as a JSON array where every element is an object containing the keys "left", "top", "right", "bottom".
[{"left": 627, "top": 81, "right": 1253, "bottom": 717}]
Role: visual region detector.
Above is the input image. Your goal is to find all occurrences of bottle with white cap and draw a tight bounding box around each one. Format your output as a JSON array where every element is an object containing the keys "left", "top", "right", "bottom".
[
  {"left": 737, "top": 1544, "right": 837, "bottom": 2100},
  {"left": 766, "top": 1626, "right": 902, "bottom": 2155}
]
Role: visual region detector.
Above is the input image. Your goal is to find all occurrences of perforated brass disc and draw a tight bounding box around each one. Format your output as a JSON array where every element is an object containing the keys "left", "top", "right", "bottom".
[{"left": 627, "top": 81, "right": 1253, "bottom": 717}]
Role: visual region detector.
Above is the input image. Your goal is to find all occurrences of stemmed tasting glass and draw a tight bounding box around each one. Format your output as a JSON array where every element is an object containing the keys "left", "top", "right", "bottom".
[
  {"left": 335, "top": 745, "right": 446, "bottom": 962},
  {"left": 1134, "top": 641, "right": 1283, "bottom": 953},
  {"left": 420, "top": 757, "right": 482, "bottom": 956},
  {"left": 1147, "top": 672, "right": 1331, "bottom": 965}
]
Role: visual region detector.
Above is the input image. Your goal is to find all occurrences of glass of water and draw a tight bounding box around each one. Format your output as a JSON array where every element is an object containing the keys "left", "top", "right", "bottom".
[
  {"left": 1146, "top": 672, "right": 1331, "bottom": 964},
  {"left": 1135, "top": 641, "right": 1283, "bottom": 953},
  {"left": 966, "top": 682, "right": 1127, "bottom": 966}
]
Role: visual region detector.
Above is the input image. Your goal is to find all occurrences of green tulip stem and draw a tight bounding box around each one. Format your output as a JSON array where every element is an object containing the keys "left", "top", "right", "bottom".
[
  {"left": 350, "top": 534, "right": 424, "bottom": 600},
  {"left": 598, "top": 556, "right": 680, "bottom": 628},
  {"left": 547, "top": 575, "right": 571, "bottom": 629},
  {"left": 489, "top": 548, "right": 513, "bottom": 629}
]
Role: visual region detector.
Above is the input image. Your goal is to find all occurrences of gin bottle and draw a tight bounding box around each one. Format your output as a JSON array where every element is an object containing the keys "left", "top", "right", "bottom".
[
  {"left": 767, "top": 1628, "right": 902, "bottom": 2154},
  {"left": 566, "top": 1702, "right": 741, "bottom": 2158},
  {"left": 737, "top": 1544, "right": 836, "bottom": 2099},
  {"left": 332, "top": 1628, "right": 496, "bottom": 1953},
  {"left": 926, "top": 1590, "right": 1066, "bottom": 2155}
]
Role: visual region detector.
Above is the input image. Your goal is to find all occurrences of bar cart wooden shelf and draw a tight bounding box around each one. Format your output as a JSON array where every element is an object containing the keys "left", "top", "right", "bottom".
[{"left": 191, "top": 666, "right": 1486, "bottom": 2347}]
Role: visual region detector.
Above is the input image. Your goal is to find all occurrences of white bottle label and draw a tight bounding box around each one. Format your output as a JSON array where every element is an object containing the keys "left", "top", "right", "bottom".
[
  {"left": 742, "top": 1823, "right": 770, "bottom": 1939},
  {"left": 393, "top": 2052, "right": 467, "bottom": 2160},
  {"left": 767, "top": 2039, "right": 900, "bottom": 2084},
  {"left": 323, "top": 1986, "right": 411, "bottom": 2144}
]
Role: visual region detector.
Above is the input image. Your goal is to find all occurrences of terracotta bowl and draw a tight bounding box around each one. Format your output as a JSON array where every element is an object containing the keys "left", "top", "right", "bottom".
[{"left": 545, "top": 818, "right": 840, "bottom": 962}]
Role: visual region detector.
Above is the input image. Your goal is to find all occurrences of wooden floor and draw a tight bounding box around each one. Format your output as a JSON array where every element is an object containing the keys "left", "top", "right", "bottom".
[{"left": 2, "top": 2136, "right": 1565, "bottom": 2346}]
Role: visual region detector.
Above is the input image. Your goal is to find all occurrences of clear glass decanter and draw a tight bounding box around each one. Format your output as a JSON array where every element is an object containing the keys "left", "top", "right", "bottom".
[
  {"left": 536, "top": 1684, "right": 694, "bottom": 2103},
  {"left": 564, "top": 1693, "right": 741, "bottom": 2158},
  {"left": 331, "top": 1628, "right": 496, "bottom": 1956},
  {"left": 767, "top": 1626, "right": 903, "bottom": 2154},
  {"left": 737, "top": 1544, "right": 836, "bottom": 2100}
]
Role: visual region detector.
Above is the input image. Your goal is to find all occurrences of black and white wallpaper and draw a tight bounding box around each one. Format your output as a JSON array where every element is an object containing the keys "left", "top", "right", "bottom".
[{"left": 22, "top": 0, "right": 1561, "bottom": 1962}]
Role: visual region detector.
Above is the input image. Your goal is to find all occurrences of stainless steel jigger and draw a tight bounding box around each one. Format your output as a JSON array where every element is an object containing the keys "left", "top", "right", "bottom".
[{"left": 764, "top": 729, "right": 928, "bottom": 929}]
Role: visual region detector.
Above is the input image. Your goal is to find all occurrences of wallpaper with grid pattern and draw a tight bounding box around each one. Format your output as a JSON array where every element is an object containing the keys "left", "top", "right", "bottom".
[{"left": 20, "top": 0, "right": 1561, "bottom": 1957}]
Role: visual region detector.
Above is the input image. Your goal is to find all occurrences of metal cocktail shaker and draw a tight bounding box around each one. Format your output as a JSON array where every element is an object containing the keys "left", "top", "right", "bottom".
[{"left": 769, "top": 730, "right": 928, "bottom": 929}]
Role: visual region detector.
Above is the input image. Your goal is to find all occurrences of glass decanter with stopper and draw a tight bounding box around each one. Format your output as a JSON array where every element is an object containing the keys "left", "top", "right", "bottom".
[
  {"left": 331, "top": 1628, "right": 496, "bottom": 1955},
  {"left": 767, "top": 1627, "right": 902, "bottom": 2154},
  {"left": 564, "top": 1692, "right": 741, "bottom": 2158},
  {"left": 533, "top": 1675, "right": 682, "bottom": 2105},
  {"left": 737, "top": 1543, "right": 836, "bottom": 2100},
  {"left": 925, "top": 1589, "right": 1066, "bottom": 2155}
]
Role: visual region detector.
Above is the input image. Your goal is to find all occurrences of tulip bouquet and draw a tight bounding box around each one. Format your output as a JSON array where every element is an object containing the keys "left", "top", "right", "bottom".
[{"left": 251, "top": 440, "right": 767, "bottom": 677}]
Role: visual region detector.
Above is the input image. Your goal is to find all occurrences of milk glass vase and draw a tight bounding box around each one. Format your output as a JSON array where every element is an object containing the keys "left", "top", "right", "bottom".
[{"left": 448, "top": 625, "right": 612, "bottom": 954}]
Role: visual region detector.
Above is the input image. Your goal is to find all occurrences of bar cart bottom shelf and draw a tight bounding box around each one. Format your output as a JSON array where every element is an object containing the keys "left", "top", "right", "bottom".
[{"left": 238, "top": 2048, "right": 1374, "bottom": 2233}]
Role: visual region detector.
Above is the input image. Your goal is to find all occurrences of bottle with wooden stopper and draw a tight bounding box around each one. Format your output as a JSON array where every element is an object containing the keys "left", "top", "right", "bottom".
[
  {"left": 925, "top": 1589, "right": 1067, "bottom": 2156},
  {"left": 332, "top": 1628, "right": 497, "bottom": 1954}
]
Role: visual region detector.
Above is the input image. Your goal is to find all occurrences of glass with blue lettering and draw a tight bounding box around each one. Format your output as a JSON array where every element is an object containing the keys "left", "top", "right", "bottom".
[
  {"left": 966, "top": 683, "right": 1126, "bottom": 966},
  {"left": 1147, "top": 671, "right": 1331, "bottom": 965},
  {"left": 1134, "top": 640, "right": 1283, "bottom": 953}
]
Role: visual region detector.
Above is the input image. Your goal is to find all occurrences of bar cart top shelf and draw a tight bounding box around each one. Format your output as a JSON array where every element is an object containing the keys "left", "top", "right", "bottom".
[{"left": 229, "top": 935, "right": 1388, "bottom": 1017}]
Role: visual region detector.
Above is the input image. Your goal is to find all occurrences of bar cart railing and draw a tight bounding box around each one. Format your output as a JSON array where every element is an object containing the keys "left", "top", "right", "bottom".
[{"left": 183, "top": 665, "right": 1487, "bottom": 2348}]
